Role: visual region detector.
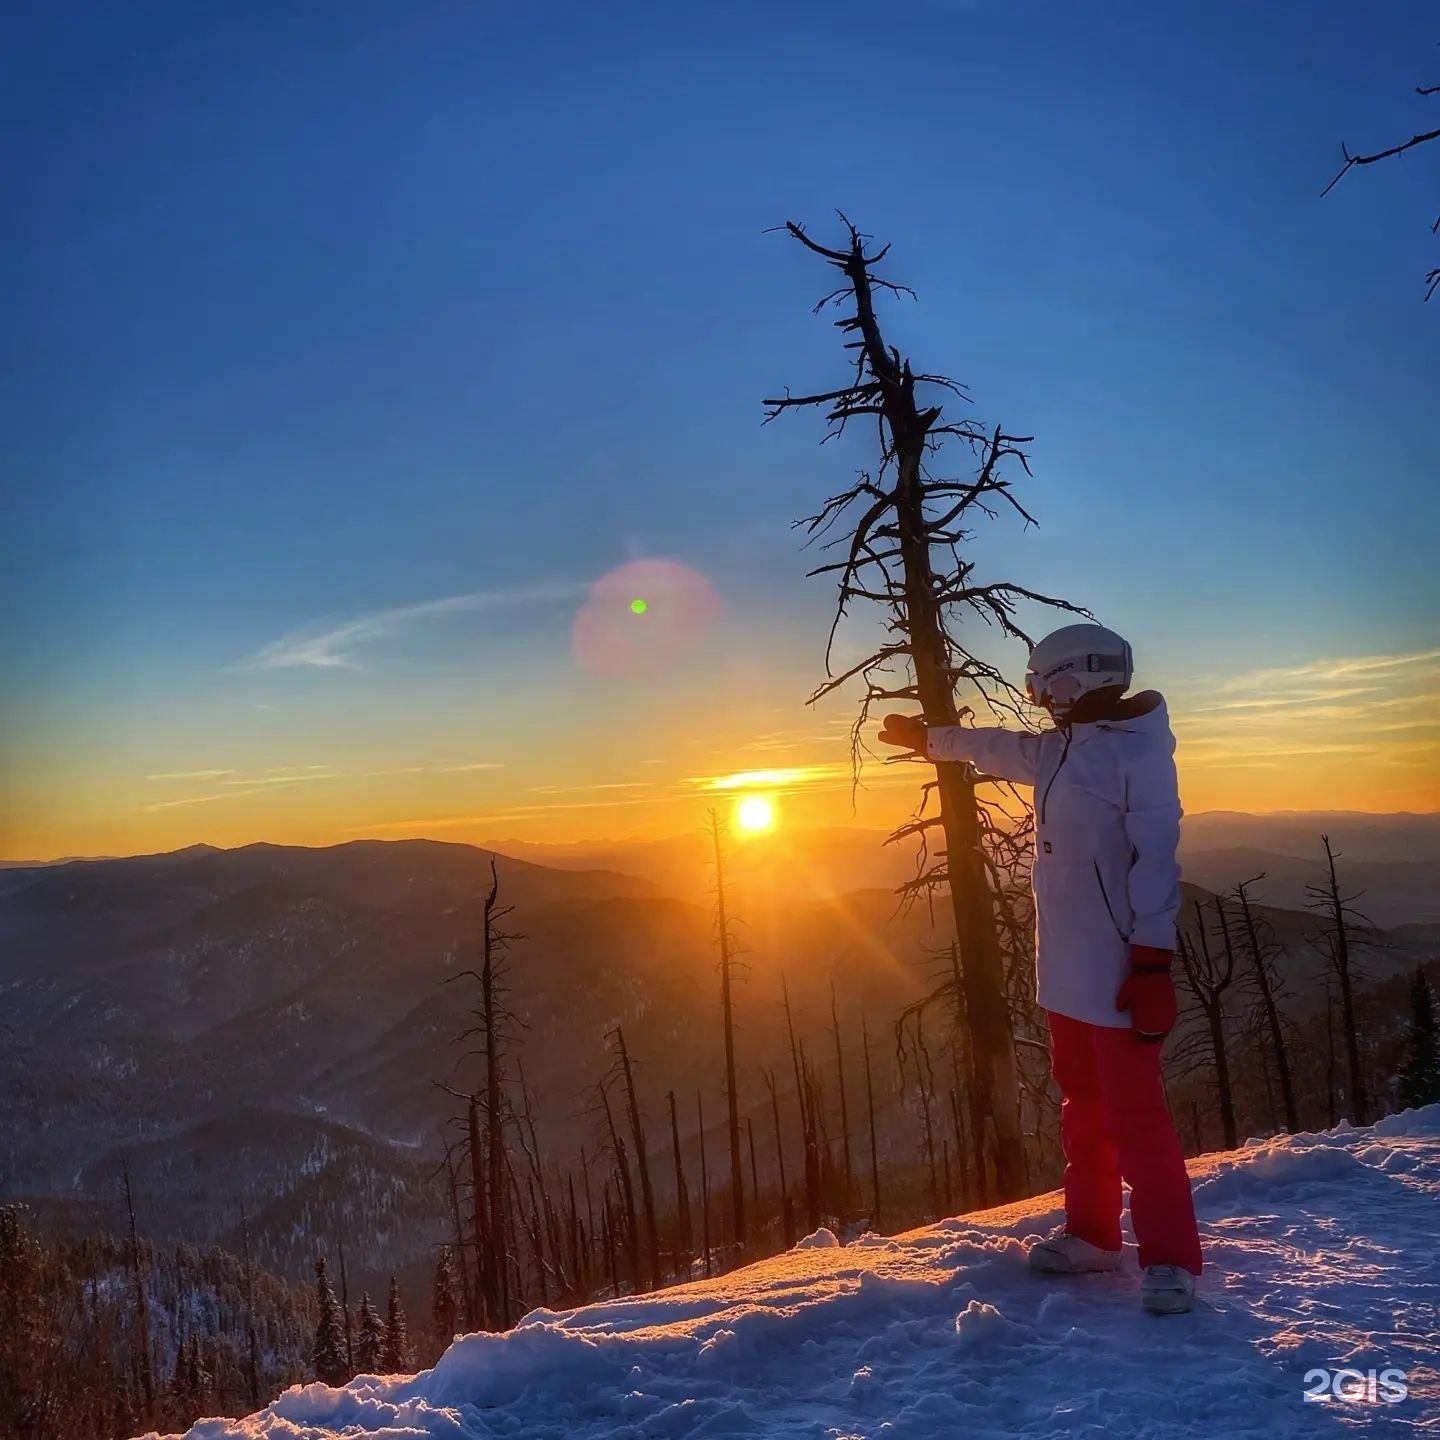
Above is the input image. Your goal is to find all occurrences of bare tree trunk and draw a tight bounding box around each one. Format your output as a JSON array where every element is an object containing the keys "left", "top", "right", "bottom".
[
  {"left": 1314, "top": 835, "right": 1367, "bottom": 1124},
  {"left": 746, "top": 1118, "right": 762, "bottom": 1236},
  {"left": 122, "top": 1161, "right": 154, "bottom": 1420},
  {"left": 861, "top": 1016, "right": 882, "bottom": 1228},
  {"left": 611, "top": 1027, "right": 661, "bottom": 1289},
  {"left": 946, "top": 942, "right": 977, "bottom": 1206},
  {"left": 667, "top": 1089, "right": 693, "bottom": 1279},
  {"left": 1324, "top": 978, "right": 1340, "bottom": 1128},
  {"left": 1234, "top": 879, "right": 1298, "bottom": 1132},
  {"left": 783, "top": 979, "right": 822, "bottom": 1228},
  {"left": 708, "top": 810, "right": 747, "bottom": 1249},
  {"left": 763, "top": 1068, "right": 796, "bottom": 1247},
  {"left": 443, "top": 1145, "right": 477, "bottom": 1328},
  {"left": 829, "top": 979, "right": 855, "bottom": 1215},
  {"left": 466, "top": 1097, "right": 490, "bottom": 1329},
  {"left": 696, "top": 1091, "right": 713, "bottom": 1278},
  {"left": 768, "top": 222, "right": 1074, "bottom": 1203},
  {"left": 602, "top": 1186, "right": 620, "bottom": 1298},
  {"left": 598, "top": 1079, "right": 641, "bottom": 1291}
]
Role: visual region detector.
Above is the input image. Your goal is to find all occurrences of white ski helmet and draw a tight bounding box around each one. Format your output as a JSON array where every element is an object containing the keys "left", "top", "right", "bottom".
[{"left": 1025, "top": 623, "right": 1133, "bottom": 719}]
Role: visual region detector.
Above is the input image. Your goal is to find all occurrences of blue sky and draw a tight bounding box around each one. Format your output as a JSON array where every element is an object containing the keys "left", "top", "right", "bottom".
[{"left": 3, "top": 0, "right": 1437, "bottom": 856}]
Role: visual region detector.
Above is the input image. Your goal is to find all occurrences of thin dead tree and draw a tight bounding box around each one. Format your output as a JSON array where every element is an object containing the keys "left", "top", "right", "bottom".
[
  {"left": 766, "top": 217, "right": 1085, "bottom": 1202},
  {"left": 443, "top": 857, "right": 523, "bottom": 1330},
  {"left": 762, "top": 1067, "right": 796, "bottom": 1247},
  {"left": 608, "top": 1027, "right": 661, "bottom": 1290},
  {"left": 706, "top": 809, "right": 747, "bottom": 1249},
  {"left": 782, "top": 975, "right": 822, "bottom": 1228},
  {"left": 594, "top": 1075, "right": 641, "bottom": 1292},
  {"left": 1308, "top": 836, "right": 1374, "bottom": 1124},
  {"left": 829, "top": 977, "right": 855, "bottom": 1213},
  {"left": 667, "top": 1089, "right": 693, "bottom": 1279},
  {"left": 1174, "top": 901, "right": 1240, "bottom": 1150},
  {"left": 1322, "top": 55, "right": 1440, "bottom": 299},
  {"left": 1231, "top": 878, "right": 1298, "bottom": 1133},
  {"left": 121, "top": 1161, "right": 154, "bottom": 1421},
  {"left": 695, "top": 1091, "right": 713, "bottom": 1278},
  {"left": 860, "top": 1015, "right": 882, "bottom": 1228}
]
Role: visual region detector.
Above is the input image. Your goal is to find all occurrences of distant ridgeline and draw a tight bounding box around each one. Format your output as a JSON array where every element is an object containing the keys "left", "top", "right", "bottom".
[{"left": 1, "top": 831, "right": 1437, "bottom": 1439}]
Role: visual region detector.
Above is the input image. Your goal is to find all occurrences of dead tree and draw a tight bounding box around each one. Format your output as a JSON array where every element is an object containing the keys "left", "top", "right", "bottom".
[
  {"left": 441, "top": 1146, "right": 477, "bottom": 1327},
  {"left": 707, "top": 809, "right": 747, "bottom": 1249},
  {"left": 762, "top": 1068, "right": 796, "bottom": 1247},
  {"left": 1322, "top": 59, "right": 1440, "bottom": 299},
  {"left": 121, "top": 1161, "right": 154, "bottom": 1420},
  {"left": 829, "top": 978, "right": 855, "bottom": 1213},
  {"left": 695, "top": 1091, "right": 713, "bottom": 1278},
  {"left": 608, "top": 1027, "right": 661, "bottom": 1289},
  {"left": 860, "top": 1016, "right": 882, "bottom": 1228},
  {"left": 443, "top": 858, "right": 523, "bottom": 1329},
  {"left": 1308, "top": 836, "right": 1374, "bottom": 1124},
  {"left": 1231, "top": 879, "right": 1299, "bottom": 1133},
  {"left": 667, "top": 1089, "right": 693, "bottom": 1278},
  {"left": 746, "top": 1118, "right": 761, "bottom": 1231},
  {"left": 1174, "top": 901, "right": 1240, "bottom": 1149},
  {"left": 594, "top": 1076, "right": 641, "bottom": 1292},
  {"left": 782, "top": 975, "right": 822, "bottom": 1228},
  {"left": 897, "top": 1012, "right": 941, "bottom": 1218},
  {"left": 767, "top": 217, "right": 1084, "bottom": 1203}
]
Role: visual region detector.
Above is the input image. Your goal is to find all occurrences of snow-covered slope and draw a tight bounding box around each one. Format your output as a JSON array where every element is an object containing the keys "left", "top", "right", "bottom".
[{"left": 149, "top": 1108, "right": 1439, "bottom": 1439}]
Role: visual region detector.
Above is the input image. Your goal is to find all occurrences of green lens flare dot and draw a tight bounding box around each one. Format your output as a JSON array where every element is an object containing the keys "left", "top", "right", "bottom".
[{"left": 629, "top": 598, "right": 648, "bottom": 615}]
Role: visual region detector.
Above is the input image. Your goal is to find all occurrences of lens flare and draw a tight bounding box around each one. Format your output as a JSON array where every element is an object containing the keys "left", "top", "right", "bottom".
[
  {"left": 735, "top": 794, "right": 778, "bottom": 835},
  {"left": 572, "top": 559, "right": 721, "bottom": 677}
]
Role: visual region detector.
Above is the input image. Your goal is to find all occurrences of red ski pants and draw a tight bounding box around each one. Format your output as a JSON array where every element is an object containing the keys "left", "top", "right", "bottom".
[{"left": 1048, "top": 1010, "right": 1203, "bottom": 1275}]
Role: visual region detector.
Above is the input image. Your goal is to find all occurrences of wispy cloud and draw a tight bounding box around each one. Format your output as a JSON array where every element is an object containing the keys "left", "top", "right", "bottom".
[
  {"left": 140, "top": 759, "right": 504, "bottom": 811},
  {"left": 144, "top": 792, "right": 240, "bottom": 812},
  {"left": 145, "top": 769, "right": 236, "bottom": 782},
  {"left": 237, "top": 583, "right": 586, "bottom": 672},
  {"left": 1171, "top": 646, "right": 1440, "bottom": 792}
]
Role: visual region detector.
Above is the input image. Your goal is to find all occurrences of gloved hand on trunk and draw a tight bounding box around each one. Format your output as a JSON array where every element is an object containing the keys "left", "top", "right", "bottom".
[
  {"left": 879, "top": 714, "right": 927, "bottom": 752},
  {"left": 1115, "top": 945, "right": 1176, "bottom": 1042}
]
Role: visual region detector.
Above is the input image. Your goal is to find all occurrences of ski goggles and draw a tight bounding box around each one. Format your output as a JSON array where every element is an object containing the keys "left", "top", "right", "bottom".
[{"left": 1025, "top": 651, "right": 1130, "bottom": 707}]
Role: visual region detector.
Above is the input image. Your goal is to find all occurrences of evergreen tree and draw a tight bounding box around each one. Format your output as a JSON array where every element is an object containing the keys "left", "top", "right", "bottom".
[
  {"left": 354, "top": 1292, "right": 383, "bottom": 1374},
  {"left": 311, "top": 1258, "right": 350, "bottom": 1386},
  {"left": 431, "top": 1249, "right": 459, "bottom": 1354},
  {"left": 381, "top": 1276, "right": 410, "bottom": 1372},
  {"left": 1398, "top": 968, "right": 1440, "bottom": 1110}
]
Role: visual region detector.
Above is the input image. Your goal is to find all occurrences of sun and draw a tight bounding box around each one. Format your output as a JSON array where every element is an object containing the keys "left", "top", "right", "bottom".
[{"left": 734, "top": 793, "right": 778, "bottom": 836}]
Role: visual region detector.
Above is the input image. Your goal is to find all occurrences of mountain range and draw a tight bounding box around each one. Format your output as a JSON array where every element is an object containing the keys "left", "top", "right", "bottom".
[{"left": 1, "top": 813, "right": 1433, "bottom": 1294}]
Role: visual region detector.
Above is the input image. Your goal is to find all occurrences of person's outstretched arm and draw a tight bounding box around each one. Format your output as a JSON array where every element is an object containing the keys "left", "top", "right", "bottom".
[{"left": 878, "top": 714, "right": 1043, "bottom": 787}]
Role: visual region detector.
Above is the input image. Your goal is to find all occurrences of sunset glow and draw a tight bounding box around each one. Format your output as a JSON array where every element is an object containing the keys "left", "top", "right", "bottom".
[{"left": 735, "top": 794, "right": 778, "bottom": 835}]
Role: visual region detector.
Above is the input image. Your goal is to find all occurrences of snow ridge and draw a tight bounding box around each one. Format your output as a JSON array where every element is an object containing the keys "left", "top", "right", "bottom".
[{"left": 149, "top": 1107, "right": 1439, "bottom": 1439}]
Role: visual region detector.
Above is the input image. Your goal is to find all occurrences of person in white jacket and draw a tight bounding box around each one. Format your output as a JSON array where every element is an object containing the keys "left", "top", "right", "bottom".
[{"left": 879, "top": 623, "right": 1202, "bottom": 1315}]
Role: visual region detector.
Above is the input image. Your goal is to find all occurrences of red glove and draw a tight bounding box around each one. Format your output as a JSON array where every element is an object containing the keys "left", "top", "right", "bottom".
[
  {"left": 1115, "top": 945, "right": 1176, "bottom": 1042},
  {"left": 879, "top": 714, "right": 928, "bottom": 752}
]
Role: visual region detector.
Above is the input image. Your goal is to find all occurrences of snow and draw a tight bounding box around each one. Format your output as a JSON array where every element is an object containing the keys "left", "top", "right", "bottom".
[{"left": 144, "top": 1107, "right": 1439, "bottom": 1440}]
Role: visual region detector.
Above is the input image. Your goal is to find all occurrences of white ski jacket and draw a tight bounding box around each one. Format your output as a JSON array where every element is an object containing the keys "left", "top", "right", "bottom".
[{"left": 925, "top": 693, "right": 1183, "bottom": 1028}]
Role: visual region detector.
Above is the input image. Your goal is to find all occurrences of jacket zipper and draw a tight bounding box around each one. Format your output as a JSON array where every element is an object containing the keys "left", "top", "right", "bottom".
[
  {"left": 1093, "top": 861, "right": 1127, "bottom": 941},
  {"left": 1038, "top": 727, "right": 1072, "bottom": 828}
]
